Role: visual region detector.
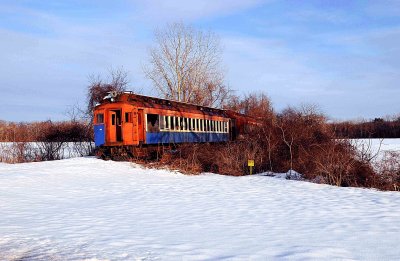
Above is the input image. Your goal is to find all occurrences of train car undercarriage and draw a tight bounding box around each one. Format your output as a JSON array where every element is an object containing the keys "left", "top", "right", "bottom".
[{"left": 95, "top": 144, "right": 175, "bottom": 161}]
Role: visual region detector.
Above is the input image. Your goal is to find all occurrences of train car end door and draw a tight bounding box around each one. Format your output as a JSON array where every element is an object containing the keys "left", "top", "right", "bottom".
[
  {"left": 131, "top": 108, "right": 145, "bottom": 146},
  {"left": 108, "top": 110, "right": 122, "bottom": 143}
]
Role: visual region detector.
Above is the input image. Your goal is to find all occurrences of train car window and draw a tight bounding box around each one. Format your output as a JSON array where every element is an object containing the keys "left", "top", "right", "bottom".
[
  {"left": 181, "top": 117, "right": 185, "bottom": 131},
  {"left": 96, "top": 113, "right": 104, "bottom": 124},
  {"left": 172, "top": 116, "right": 178, "bottom": 130},
  {"left": 189, "top": 118, "right": 192, "bottom": 131},
  {"left": 125, "top": 112, "right": 132, "bottom": 123},
  {"left": 159, "top": 116, "right": 165, "bottom": 130},
  {"left": 171, "top": 116, "right": 175, "bottom": 130},
  {"left": 112, "top": 114, "right": 116, "bottom": 125},
  {"left": 147, "top": 114, "right": 159, "bottom": 132},
  {"left": 176, "top": 117, "right": 180, "bottom": 131}
]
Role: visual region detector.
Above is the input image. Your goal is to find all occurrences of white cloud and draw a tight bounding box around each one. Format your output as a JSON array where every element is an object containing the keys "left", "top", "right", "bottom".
[
  {"left": 365, "top": 0, "right": 400, "bottom": 17},
  {"left": 221, "top": 31, "right": 400, "bottom": 119},
  {"left": 0, "top": 7, "right": 150, "bottom": 121},
  {"left": 131, "top": 0, "right": 268, "bottom": 22}
]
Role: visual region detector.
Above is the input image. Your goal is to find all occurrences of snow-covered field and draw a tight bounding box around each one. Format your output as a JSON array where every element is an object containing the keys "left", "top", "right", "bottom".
[
  {"left": 0, "top": 142, "right": 93, "bottom": 163},
  {"left": 351, "top": 138, "right": 400, "bottom": 161},
  {"left": 1, "top": 157, "right": 400, "bottom": 260}
]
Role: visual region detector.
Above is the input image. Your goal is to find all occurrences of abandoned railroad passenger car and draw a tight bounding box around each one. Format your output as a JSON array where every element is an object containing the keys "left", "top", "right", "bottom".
[{"left": 93, "top": 92, "right": 256, "bottom": 158}]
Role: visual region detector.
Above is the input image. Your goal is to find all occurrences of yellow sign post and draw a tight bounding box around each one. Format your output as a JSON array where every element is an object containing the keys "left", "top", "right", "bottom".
[{"left": 248, "top": 160, "right": 254, "bottom": 175}]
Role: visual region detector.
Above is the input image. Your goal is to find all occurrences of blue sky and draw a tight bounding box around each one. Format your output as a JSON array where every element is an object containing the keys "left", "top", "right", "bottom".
[{"left": 1, "top": 0, "right": 400, "bottom": 122}]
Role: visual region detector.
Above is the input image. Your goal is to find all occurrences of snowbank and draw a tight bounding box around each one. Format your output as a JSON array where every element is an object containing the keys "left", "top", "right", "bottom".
[{"left": 0, "top": 157, "right": 399, "bottom": 260}]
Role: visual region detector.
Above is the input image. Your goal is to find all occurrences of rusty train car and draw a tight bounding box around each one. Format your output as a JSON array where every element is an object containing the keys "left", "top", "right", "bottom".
[{"left": 93, "top": 92, "right": 256, "bottom": 158}]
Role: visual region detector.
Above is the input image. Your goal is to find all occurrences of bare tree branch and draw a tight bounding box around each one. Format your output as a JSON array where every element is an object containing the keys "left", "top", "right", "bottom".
[{"left": 144, "top": 22, "right": 231, "bottom": 108}]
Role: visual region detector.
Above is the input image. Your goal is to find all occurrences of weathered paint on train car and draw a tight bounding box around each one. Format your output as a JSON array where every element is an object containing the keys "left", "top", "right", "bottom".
[
  {"left": 145, "top": 132, "right": 229, "bottom": 144},
  {"left": 94, "top": 124, "right": 105, "bottom": 146}
]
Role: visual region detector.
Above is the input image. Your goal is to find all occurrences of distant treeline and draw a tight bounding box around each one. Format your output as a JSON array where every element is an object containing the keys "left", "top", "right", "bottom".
[
  {"left": 331, "top": 118, "right": 400, "bottom": 138},
  {"left": 0, "top": 120, "right": 92, "bottom": 142}
]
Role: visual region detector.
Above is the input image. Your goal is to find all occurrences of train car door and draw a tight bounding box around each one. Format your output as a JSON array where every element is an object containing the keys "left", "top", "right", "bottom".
[
  {"left": 109, "top": 110, "right": 122, "bottom": 143},
  {"left": 131, "top": 108, "right": 145, "bottom": 145},
  {"left": 123, "top": 110, "right": 133, "bottom": 144},
  {"left": 132, "top": 108, "right": 139, "bottom": 145},
  {"left": 138, "top": 109, "right": 145, "bottom": 142},
  {"left": 229, "top": 118, "right": 237, "bottom": 141}
]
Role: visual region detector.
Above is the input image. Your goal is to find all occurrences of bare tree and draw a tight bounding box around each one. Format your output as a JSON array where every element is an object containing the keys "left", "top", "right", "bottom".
[
  {"left": 278, "top": 120, "right": 295, "bottom": 178},
  {"left": 352, "top": 138, "right": 384, "bottom": 163},
  {"left": 227, "top": 92, "right": 277, "bottom": 171},
  {"left": 144, "top": 22, "right": 230, "bottom": 108},
  {"left": 277, "top": 108, "right": 299, "bottom": 179},
  {"left": 87, "top": 67, "right": 129, "bottom": 116}
]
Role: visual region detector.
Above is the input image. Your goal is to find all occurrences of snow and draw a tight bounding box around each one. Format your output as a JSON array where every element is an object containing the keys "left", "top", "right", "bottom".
[
  {"left": 1, "top": 157, "right": 400, "bottom": 260},
  {"left": 0, "top": 142, "right": 93, "bottom": 163},
  {"left": 352, "top": 138, "right": 400, "bottom": 160}
]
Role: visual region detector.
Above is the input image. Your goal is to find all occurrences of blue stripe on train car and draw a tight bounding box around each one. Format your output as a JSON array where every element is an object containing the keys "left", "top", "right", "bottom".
[
  {"left": 146, "top": 132, "right": 229, "bottom": 144},
  {"left": 94, "top": 124, "right": 105, "bottom": 146}
]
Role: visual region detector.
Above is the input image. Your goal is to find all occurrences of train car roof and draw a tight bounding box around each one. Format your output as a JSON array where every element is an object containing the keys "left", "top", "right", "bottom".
[
  {"left": 97, "top": 91, "right": 258, "bottom": 122},
  {"left": 97, "top": 92, "right": 228, "bottom": 117}
]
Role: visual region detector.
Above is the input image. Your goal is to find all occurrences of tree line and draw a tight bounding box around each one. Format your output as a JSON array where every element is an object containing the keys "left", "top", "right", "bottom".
[{"left": 331, "top": 118, "right": 400, "bottom": 138}]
